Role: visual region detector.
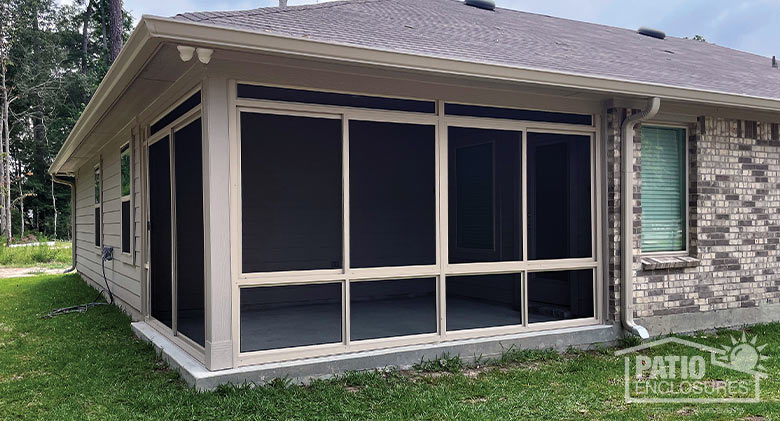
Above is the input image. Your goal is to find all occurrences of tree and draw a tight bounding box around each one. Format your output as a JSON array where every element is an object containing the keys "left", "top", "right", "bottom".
[
  {"left": 0, "top": 0, "right": 133, "bottom": 242},
  {"left": 109, "top": 0, "right": 122, "bottom": 62}
]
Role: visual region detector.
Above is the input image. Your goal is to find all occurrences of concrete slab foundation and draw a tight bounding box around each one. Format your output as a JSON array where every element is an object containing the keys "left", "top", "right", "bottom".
[{"left": 132, "top": 321, "right": 621, "bottom": 390}]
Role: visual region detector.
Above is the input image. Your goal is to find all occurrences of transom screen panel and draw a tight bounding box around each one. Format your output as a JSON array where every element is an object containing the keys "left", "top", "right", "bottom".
[
  {"left": 527, "top": 132, "right": 592, "bottom": 260},
  {"left": 448, "top": 127, "right": 522, "bottom": 263},
  {"left": 445, "top": 103, "right": 593, "bottom": 126},
  {"left": 240, "top": 112, "right": 343, "bottom": 273},
  {"left": 238, "top": 84, "right": 436, "bottom": 114},
  {"left": 349, "top": 120, "right": 436, "bottom": 268}
]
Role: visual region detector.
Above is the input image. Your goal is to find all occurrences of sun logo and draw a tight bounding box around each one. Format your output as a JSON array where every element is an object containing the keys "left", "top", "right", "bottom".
[{"left": 716, "top": 332, "right": 769, "bottom": 374}]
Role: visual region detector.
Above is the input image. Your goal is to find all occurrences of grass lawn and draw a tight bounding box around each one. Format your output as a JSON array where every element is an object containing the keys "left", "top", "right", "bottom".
[
  {"left": 0, "top": 274, "right": 778, "bottom": 420},
  {"left": 0, "top": 242, "right": 71, "bottom": 268}
]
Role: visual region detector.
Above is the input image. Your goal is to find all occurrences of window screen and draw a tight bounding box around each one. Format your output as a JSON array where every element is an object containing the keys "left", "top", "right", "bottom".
[
  {"left": 448, "top": 127, "right": 522, "bottom": 263},
  {"left": 641, "top": 126, "right": 686, "bottom": 252},
  {"left": 94, "top": 207, "right": 100, "bottom": 247},
  {"left": 240, "top": 112, "right": 342, "bottom": 273},
  {"left": 121, "top": 201, "right": 130, "bottom": 253},
  {"left": 527, "top": 133, "right": 591, "bottom": 260},
  {"left": 349, "top": 120, "right": 436, "bottom": 268}
]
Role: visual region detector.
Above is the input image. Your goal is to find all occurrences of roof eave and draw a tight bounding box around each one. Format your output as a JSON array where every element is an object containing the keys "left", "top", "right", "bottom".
[{"left": 51, "top": 15, "right": 780, "bottom": 174}]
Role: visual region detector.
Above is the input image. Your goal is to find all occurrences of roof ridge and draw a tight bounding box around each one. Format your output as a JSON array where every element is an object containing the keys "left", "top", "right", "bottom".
[{"left": 175, "top": 0, "right": 385, "bottom": 22}]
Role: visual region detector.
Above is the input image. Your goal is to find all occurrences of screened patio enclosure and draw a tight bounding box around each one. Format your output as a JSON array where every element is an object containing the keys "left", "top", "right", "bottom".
[
  {"left": 142, "top": 77, "right": 602, "bottom": 367},
  {"left": 219, "top": 83, "right": 601, "bottom": 366}
]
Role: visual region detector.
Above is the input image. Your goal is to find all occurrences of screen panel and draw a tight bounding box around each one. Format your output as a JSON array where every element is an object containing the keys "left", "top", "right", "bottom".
[
  {"left": 149, "top": 136, "right": 172, "bottom": 329},
  {"left": 350, "top": 278, "right": 437, "bottom": 341},
  {"left": 448, "top": 127, "right": 522, "bottom": 264},
  {"left": 527, "top": 132, "right": 592, "bottom": 260},
  {"left": 240, "top": 283, "right": 342, "bottom": 352},
  {"left": 241, "top": 112, "right": 343, "bottom": 273},
  {"left": 528, "top": 269, "right": 594, "bottom": 322},
  {"left": 174, "top": 118, "right": 205, "bottom": 347},
  {"left": 446, "top": 273, "right": 523, "bottom": 331},
  {"left": 349, "top": 120, "right": 436, "bottom": 268}
]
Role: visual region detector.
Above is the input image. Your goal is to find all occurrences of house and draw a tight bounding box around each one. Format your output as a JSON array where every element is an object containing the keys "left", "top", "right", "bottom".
[{"left": 49, "top": 0, "right": 780, "bottom": 389}]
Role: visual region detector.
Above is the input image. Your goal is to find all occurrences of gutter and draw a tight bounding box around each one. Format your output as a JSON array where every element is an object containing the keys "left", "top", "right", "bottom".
[
  {"left": 50, "top": 15, "right": 780, "bottom": 176},
  {"left": 620, "top": 97, "right": 660, "bottom": 340},
  {"left": 51, "top": 175, "right": 76, "bottom": 274}
]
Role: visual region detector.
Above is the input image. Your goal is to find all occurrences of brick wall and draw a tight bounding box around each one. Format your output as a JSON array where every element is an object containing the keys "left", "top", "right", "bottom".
[{"left": 607, "top": 110, "right": 780, "bottom": 323}]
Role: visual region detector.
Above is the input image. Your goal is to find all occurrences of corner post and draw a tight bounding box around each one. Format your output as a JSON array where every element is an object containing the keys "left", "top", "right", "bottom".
[{"left": 202, "top": 75, "right": 233, "bottom": 370}]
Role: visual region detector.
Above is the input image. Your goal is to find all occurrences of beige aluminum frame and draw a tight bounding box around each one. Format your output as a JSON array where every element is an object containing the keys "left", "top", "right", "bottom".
[
  {"left": 144, "top": 91, "right": 206, "bottom": 363},
  {"left": 229, "top": 80, "right": 604, "bottom": 367},
  {"left": 637, "top": 123, "right": 690, "bottom": 257}
]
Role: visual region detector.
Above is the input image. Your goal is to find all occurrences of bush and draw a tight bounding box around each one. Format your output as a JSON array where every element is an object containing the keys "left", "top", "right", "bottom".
[{"left": 0, "top": 242, "right": 72, "bottom": 266}]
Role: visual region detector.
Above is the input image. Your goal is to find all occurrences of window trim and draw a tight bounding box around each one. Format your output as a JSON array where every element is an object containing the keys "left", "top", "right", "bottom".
[
  {"left": 120, "top": 141, "right": 133, "bottom": 256},
  {"left": 639, "top": 123, "right": 690, "bottom": 257},
  {"left": 227, "top": 81, "right": 603, "bottom": 366}
]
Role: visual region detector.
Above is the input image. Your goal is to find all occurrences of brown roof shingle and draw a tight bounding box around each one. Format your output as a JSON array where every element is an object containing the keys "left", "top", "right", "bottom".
[{"left": 173, "top": 0, "right": 780, "bottom": 101}]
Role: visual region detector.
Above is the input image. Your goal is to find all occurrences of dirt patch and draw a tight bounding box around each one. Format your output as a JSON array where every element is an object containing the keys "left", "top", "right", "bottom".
[{"left": 0, "top": 267, "right": 65, "bottom": 279}]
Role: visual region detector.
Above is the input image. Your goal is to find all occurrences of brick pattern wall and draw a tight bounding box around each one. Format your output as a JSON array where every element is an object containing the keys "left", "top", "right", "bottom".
[{"left": 607, "top": 111, "right": 780, "bottom": 321}]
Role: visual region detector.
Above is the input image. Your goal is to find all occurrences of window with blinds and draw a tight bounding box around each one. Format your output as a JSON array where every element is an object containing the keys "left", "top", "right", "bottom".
[{"left": 641, "top": 126, "right": 687, "bottom": 252}]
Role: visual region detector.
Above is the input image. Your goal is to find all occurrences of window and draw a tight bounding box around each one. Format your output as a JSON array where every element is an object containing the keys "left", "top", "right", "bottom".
[
  {"left": 120, "top": 143, "right": 131, "bottom": 254},
  {"left": 94, "top": 165, "right": 100, "bottom": 247},
  {"left": 641, "top": 126, "right": 687, "bottom": 253}
]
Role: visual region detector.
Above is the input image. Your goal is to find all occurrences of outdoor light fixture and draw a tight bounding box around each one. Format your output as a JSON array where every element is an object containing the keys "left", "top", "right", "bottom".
[
  {"left": 196, "top": 48, "right": 214, "bottom": 64},
  {"left": 177, "top": 45, "right": 195, "bottom": 62}
]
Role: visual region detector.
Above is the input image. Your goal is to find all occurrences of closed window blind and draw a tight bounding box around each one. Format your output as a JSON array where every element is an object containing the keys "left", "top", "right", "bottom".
[{"left": 641, "top": 126, "right": 686, "bottom": 252}]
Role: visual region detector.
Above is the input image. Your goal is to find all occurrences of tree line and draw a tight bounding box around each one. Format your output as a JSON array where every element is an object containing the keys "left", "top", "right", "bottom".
[{"left": 0, "top": 0, "right": 132, "bottom": 243}]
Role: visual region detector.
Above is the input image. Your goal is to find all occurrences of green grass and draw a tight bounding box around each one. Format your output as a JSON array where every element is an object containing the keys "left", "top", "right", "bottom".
[
  {"left": 0, "top": 242, "right": 71, "bottom": 267},
  {"left": 1, "top": 274, "right": 778, "bottom": 420}
]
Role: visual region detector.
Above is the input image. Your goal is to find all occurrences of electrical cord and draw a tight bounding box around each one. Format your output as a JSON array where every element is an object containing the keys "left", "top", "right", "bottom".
[{"left": 43, "top": 247, "right": 115, "bottom": 319}]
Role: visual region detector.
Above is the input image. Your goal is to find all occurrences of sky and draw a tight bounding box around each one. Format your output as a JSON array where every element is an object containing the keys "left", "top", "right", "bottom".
[{"left": 113, "top": 0, "right": 779, "bottom": 58}]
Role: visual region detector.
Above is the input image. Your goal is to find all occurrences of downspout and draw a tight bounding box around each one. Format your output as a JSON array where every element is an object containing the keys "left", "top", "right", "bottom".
[
  {"left": 621, "top": 97, "right": 660, "bottom": 339},
  {"left": 51, "top": 174, "right": 76, "bottom": 273}
]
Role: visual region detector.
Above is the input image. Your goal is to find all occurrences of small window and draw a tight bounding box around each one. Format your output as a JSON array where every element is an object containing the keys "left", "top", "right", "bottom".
[
  {"left": 120, "top": 144, "right": 131, "bottom": 254},
  {"left": 94, "top": 165, "right": 101, "bottom": 247},
  {"left": 641, "top": 126, "right": 687, "bottom": 253}
]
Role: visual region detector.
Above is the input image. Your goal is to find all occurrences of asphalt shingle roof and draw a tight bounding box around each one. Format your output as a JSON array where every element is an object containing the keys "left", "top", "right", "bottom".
[{"left": 173, "top": 0, "right": 780, "bottom": 101}]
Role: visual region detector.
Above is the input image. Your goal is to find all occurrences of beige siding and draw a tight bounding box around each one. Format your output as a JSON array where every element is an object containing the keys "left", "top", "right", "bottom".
[{"left": 74, "top": 132, "right": 143, "bottom": 315}]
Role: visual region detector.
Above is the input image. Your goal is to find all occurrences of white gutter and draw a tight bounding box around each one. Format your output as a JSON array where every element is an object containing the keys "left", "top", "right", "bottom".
[{"left": 620, "top": 97, "right": 660, "bottom": 340}]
